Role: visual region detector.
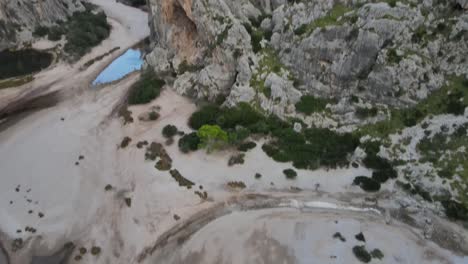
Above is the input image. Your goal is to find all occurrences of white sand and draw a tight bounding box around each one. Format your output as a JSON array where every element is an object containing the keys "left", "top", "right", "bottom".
[
  {"left": 163, "top": 208, "right": 460, "bottom": 264},
  {"left": 0, "top": 1, "right": 466, "bottom": 264}
]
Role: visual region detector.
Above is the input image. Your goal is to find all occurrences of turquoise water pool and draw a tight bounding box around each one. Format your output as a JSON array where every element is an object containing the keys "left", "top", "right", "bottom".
[{"left": 92, "top": 49, "right": 143, "bottom": 85}]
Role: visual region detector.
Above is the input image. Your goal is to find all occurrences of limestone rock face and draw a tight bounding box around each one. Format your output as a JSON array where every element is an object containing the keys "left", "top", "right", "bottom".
[
  {"left": 146, "top": 0, "right": 468, "bottom": 118},
  {"left": 0, "top": 0, "right": 83, "bottom": 50}
]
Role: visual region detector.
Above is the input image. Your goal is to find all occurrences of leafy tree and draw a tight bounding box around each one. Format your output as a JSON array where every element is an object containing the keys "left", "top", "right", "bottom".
[
  {"left": 197, "top": 125, "right": 228, "bottom": 152},
  {"left": 178, "top": 132, "right": 200, "bottom": 153},
  {"left": 128, "top": 70, "right": 165, "bottom": 104}
]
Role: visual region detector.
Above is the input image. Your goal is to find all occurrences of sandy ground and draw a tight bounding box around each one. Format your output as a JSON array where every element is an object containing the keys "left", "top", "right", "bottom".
[
  {"left": 0, "top": 0, "right": 149, "bottom": 114},
  {"left": 163, "top": 208, "right": 458, "bottom": 264},
  {"left": 0, "top": 1, "right": 467, "bottom": 264}
]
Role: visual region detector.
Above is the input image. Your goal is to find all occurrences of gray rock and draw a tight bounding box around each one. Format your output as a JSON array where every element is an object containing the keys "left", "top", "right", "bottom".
[
  {"left": 145, "top": 47, "right": 172, "bottom": 76},
  {"left": 0, "top": 0, "right": 84, "bottom": 50},
  {"left": 145, "top": 0, "right": 468, "bottom": 120}
]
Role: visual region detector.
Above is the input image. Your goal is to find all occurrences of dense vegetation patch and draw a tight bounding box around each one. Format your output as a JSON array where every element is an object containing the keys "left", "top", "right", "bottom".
[
  {"left": 353, "top": 176, "right": 381, "bottom": 192},
  {"left": 34, "top": 7, "right": 111, "bottom": 60},
  {"left": 295, "top": 95, "right": 330, "bottom": 114},
  {"left": 64, "top": 10, "right": 111, "bottom": 59},
  {"left": 417, "top": 124, "right": 468, "bottom": 181},
  {"left": 128, "top": 70, "right": 165, "bottom": 105},
  {"left": 237, "top": 141, "right": 257, "bottom": 152},
  {"left": 358, "top": 76, "right": 468, "bottom": 138},
  {"left": 0, "top": 49, "right": 52, "bottom": 79},
  {"left": 188, "top": 102, "right": 359, "bottom": 169}
]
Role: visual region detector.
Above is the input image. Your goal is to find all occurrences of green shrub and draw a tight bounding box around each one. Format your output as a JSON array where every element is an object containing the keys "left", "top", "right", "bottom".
[
  {"left": 33, "top": 26, "right": 49, "bottom": 37},
  {"left": 356, "top": 107, "right": 378, "bottom": 119},
  {"left": 90, "top": 246, "right": 101, "bottom": 255},
  {"left": 228, "top": 127, "right": 251, "bottom": 144},
  {"left": 47, "top": 26, "right": 65, "bottom": 41},
  {"left": 197, "top": 125, "right": 228, "bottom": 152},
  {"left": 238, "top": 141, "right": 257, "bottom": 152},
  {"left": 64, "top": 11, "right": 111, "bottom": 59},
  {"left": 188, "top": 104, "right": 221, "bottom": 129},
  {"left": 283, "top": 168, "right": 297, "bottom": 179},
  {"left": 441, "top": 200, "right": 468, "bottom": 221},
  {"left": 228, "top": 154, "right": 245, "bottom": 166},
  {"left": 120, "top": 136, "right": 132, "bottom": 148},
  {"left": 128, "top": 70, "right": 165, "bottom": 104},
  {"left": 353, "top": 176, "right": 381, "bottom": 192},
  {"left": 370, "top": 249, "right": 384, "bottom": 260},
  {"left": 149, "top": 111, "right": 159, "bottom": 120},
  {"left": 295, "top": 95, "right": 329, "bottom": 114},
  {"left": 178, "top": 132, "right": 200, "bottom": 153},
  {"left": 188, "top": 102, "right": 358, "bottom": 169},
  {"left": 162, "top": 125, "right": 178, "bottom": 138},
  {"left": 352, "top": 246, "right": 372, "bottom": 263}
]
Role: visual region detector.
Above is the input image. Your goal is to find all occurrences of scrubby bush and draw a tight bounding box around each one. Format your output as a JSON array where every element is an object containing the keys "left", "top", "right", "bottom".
[
  {"left": 441, "top": 200, "right": 468, "bottom": 221},
  {"left": 162, "top": 124, "right": 178, "bottom": 138},
  {"left": 120, "top": 136, "right": 132, "bottom": 148},
  {"left": 228, "top": 154, "right": 245, "bottom": 166},
  {"left": 353, "top": 246, "right": 372, "bottom": 263},
  {"left": 238, "top": 141, "right": 257, "bottom": 152},
  {"left": 188, "top": 104, "right": 221, "bottom": 129},
  {"left": 228, "top": 127, "right": 251, "bottom": 144},
  {"left": 47, "top": 26, "right": 65, "bottom": 41},
  {"left": 353, "top": 176, "right": 381, "bottom": 192},
  {"left": 178, "top": 132, "right": 200, "bottom": 153},
  {"left": 188, "top": 101, "right": 358, "bottom": 169},
  {"left": 33, "top": 26, "right": 49, "bottom": 37},
  {"left": 295, "top": 95, "right": 329, "bottom": 114},
  {"left": 127, "top": 0, "right": 147, "bottom": 7},
  {"left": 283, "top": 168, "right": 297, "bottom": 179},
  {"left": 64, "top": 11, "right": 111, "bottom": 59},
  {"left": 370, "top": 249, "right": 384, "bottom": 260},
  {"left": 356, "top": 107, "right": 378, "bottom": 119},
  {"left": 128, "top": 70, "right": 165, "bottom": 104},
  {"left": 361, "top": 141, "right": 397, "bottom": 183}
]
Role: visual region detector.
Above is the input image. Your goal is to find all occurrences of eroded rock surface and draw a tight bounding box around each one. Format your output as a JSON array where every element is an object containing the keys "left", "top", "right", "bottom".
[
  {"left": 0, "top": 0, "right": 83, "bottom": 50},
  {"left": 146, "top": 0, "right": 468, "bottom": 117}
]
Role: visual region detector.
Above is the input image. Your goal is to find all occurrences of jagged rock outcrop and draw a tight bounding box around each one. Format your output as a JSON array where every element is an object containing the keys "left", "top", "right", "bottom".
[
  {"left": 146, "top": 0, "right": 468, "bottom": 118},
  {"left": 0, "top": 0, "right": 83, "bottom": 50}
]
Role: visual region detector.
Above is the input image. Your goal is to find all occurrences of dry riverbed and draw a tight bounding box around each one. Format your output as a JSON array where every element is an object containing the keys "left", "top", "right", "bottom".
[{"left": 0, "top": 1, "right": 467, "bottom": 264}]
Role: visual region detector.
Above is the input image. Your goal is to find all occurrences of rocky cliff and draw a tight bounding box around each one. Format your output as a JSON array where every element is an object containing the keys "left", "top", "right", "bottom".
[
  {"left": 0, "top": 0, "right": 84, "bottom": 50},
  {"left": 146, "top": 0, "right": 468, "bottom": 122}
]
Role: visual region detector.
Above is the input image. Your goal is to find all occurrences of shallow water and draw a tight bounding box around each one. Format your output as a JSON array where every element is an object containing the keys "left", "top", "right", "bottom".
[{"left": 92, "top": 49, "right": 143, "bottom": 85}]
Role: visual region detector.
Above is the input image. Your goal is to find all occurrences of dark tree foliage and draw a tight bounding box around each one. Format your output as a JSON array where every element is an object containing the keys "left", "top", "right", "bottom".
[
  {"left": 283, "top": 168, "right": 297, "bottom": 179},
  {"left": 189, "top": 103, "right": 359, "bottom": 169},
  {"left": 353, "top": 176, "right": 381, "bottom": 192},
  {"left": 441, "top": 200, "right": 468, "bottom": 221},
  {"left": 128, "top": 71, "right": 165, "bottom": 104},
  {"left": 178, "top": 132, "right": 200, "bottom": 153},
  {"left": 162, "top": 125, "right": 178, "bottom": 138},
  {"left": 353, "top": 246, "right": 372, "bottom": 263},
  {"left": 64, "top": 11, "right": 111, "bottom": 59}
]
